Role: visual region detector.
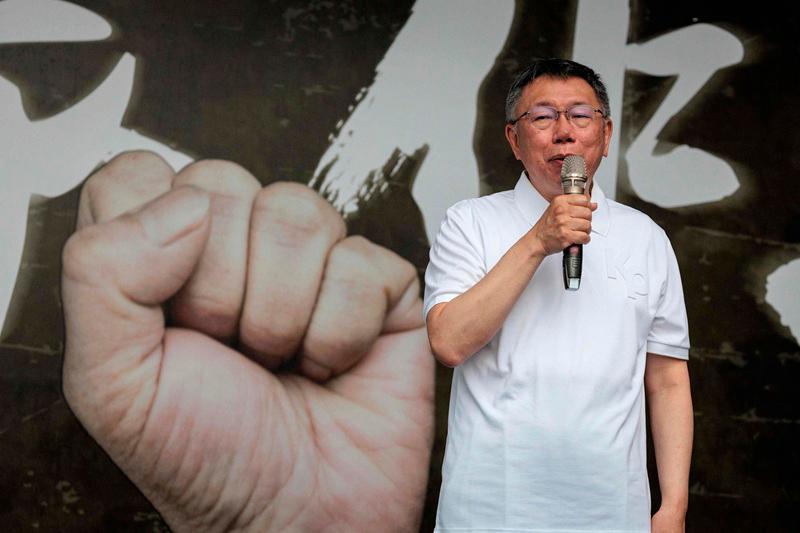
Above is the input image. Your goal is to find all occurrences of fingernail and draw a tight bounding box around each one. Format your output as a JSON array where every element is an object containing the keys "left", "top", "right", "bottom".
[{"left": 139, "top": 187, "right": 210, "bottom": 246}]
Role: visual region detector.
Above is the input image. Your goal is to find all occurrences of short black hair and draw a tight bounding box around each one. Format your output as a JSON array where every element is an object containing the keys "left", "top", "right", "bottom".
[{"left": 505, "top": 58, "right": 610, "bottom": 122}]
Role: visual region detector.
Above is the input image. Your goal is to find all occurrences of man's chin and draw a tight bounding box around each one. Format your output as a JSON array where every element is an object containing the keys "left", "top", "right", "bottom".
[{"left": 527, "top": 174, "right": 560, "bottom": 200}]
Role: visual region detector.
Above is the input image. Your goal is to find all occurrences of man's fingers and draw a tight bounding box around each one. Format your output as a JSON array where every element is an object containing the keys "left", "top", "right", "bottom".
[
  {"left": 169, "top": 161, "right": 261, "bottom": 340},
  {"left": 62, "top": 186, "right": 211, "bottom": 440},
  {"left": 568, "top": 230, "right": 592, "bottom": 245},
  {"left": 78, "top": 151, "right": 175, "bottom": 229},
  {"left": 559, "top": 193, "right": 591, "bottom": 206},
  {"left": 299, "top": 236, "right": 421, "bottom": 382},
  {"left": 240, "top": 182, "right": 346, "bottom": 370},
  {"left": 569, "top": 206, "right": 593, "bottom": 221},
  {"left": 568, "top": 218, "right": 592, "bottom": 233}
]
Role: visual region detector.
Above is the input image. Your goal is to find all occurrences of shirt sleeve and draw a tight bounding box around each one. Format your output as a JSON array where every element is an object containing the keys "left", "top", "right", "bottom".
[
  {"left": 647, "top": 228, "right": 690, "bottom": 359},
  {"left": 423, "top": 201, "right": 486, "bottom": 320}
]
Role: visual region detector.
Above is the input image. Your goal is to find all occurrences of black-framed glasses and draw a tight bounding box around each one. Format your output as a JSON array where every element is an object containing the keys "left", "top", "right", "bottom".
[{"left": 509, "top": 104, "right": 605, "bottom": 130}]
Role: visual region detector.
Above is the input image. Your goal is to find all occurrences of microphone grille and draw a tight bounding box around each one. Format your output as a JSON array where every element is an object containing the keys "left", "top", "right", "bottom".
[{"left": 561, "top": 154, "right": 586, "bottom": 179}]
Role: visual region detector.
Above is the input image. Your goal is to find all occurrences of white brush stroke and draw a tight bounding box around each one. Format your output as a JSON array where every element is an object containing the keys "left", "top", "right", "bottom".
[
  {"left": 625, "top": 23, "right": 743, "bottom": 207},
  {"left": 0, "top": 0, "right": 112, "bottom": 42},
  {"left": 574, "top": 1, "right": 743, "bottom": 206},
  {"left": 766, "top": 259, "right": 800, "bottom": 343},
  {"left": 572, "top": 0, "right": 628, "bottom": 199},
  {"left": 309, "top": 0, "right": 515, "bottom": 240}
]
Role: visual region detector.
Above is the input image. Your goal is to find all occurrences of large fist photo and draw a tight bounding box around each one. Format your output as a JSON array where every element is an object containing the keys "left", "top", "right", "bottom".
[{"left": 61, "top": 153, "right": 434, "bottom": 531}]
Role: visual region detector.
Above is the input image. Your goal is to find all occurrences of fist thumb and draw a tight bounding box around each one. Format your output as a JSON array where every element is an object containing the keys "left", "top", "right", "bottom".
[{"left": 62, "top": 187, "right": 210, "bottom": 427}]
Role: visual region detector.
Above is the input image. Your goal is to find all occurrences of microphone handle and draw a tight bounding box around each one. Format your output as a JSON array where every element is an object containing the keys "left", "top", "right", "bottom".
[{"left": 563, "top": 243, "right": 582, "bottom": 291}]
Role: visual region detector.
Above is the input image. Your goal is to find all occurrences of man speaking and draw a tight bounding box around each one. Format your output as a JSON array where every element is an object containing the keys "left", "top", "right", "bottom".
[{"left": 424, "top": 58, "right": 692, "bottom": 532}]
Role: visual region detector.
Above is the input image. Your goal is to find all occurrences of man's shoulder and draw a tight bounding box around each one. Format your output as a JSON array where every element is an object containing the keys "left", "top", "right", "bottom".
[
  {"left": 606, "top": 197, "right": 650, "bottom": 220},
  {"left": 436, "top": 189, "right": 519, "bottom": 246},
  {"left": 447, "top": 189, "right": 516, "bottom": 220},
  {"left": 607, "top": 198, "right": 668, "bottom": 241}
]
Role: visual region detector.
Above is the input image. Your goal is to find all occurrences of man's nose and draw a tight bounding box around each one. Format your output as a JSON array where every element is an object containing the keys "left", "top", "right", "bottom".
[{"left": 553, "top": 114, "right": 575, "bottom": 143}]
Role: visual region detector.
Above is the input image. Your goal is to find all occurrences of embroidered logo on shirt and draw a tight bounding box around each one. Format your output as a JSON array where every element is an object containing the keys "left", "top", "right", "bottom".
[{"left": 606, "top": 249, "right": 648, "bottom": 300}]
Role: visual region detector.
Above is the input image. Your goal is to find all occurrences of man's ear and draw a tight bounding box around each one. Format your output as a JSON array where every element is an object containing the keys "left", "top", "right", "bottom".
[
  {"left": 602, "top": 118, "right": 613, "bottom": 157},
  {"left": 505, "top": 123, "right": 522, "bottom": 161}
]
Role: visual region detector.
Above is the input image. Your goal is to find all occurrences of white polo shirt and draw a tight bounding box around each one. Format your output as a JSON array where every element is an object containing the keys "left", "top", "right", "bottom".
[{"left": 424, "top": 173, "right": 690, "bottom": 533}]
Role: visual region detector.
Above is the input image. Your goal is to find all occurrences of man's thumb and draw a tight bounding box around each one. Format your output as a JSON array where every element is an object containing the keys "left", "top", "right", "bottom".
[{"left": 61, "top": 186, "right": 210, "bottom": 437}]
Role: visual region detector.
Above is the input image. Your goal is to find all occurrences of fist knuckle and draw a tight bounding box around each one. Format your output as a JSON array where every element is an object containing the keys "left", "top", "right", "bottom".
[
  {"left": 328, "top": 237, "right": 375, "bottom": 278},
  {"left": 175, "top": 160, "right": 261, "bottom": 197},
  {"left": 89, "top": 151, "right": 172, "bottom": 191},
  {"left": 374, "top": 243, "right": 417, "bottom": 284},
  {"left": 399, "top": 256, "right": 418, "bottom": 282},
  {"left": 115, "top": 149, "right": 169, "bottom": 165},
  {"left": 254, "top": 183, "right": 345, "bottom": 240},
  {"left": 82, "top": 151, "right": 174, "bottom": 221},
  {"left": 62, "top": 227, "right": 110, "bottom": 284},
  {"left": 106, "top": 150, "right": 172, "bottom": 178}
]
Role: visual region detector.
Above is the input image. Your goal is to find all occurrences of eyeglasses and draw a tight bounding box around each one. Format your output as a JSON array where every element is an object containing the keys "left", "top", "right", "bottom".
[{"left": 509, "top": 104, "right": 605, "bottom": 130}]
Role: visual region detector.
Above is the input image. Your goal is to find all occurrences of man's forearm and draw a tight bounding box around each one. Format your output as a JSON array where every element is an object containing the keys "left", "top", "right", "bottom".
[
  {"left": 427, "top": 234, "right": 544, "bottom": 367},
  {"left": 648, "top": 377, "right": 693, "bottom": 512}
]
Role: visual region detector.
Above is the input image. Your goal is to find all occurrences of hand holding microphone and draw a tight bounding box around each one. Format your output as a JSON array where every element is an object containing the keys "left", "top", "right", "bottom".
[
  {"left": 560, "top": 154, "right": 587, "bottom": 290},
  {"left": 526, "top": 155, "right": 595, "bottom": 283}
]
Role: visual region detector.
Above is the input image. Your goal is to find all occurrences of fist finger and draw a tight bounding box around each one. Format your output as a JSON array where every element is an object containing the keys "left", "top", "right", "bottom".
[
  {"left": 168, "top": 160, "right": 261, "bottom": 340},
  {"left": 240, "top": 182, "right": 346, "bottom": 370},
  {"left": 78, "top": 151, "right": 175, "bottom": 229},
  {"left": 299, "top": 236, "right": 421, "bottom": 382}
]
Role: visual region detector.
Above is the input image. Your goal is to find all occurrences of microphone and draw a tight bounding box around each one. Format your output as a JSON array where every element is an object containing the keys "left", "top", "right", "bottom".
[{"left": 561, "top": 155, "right": 587, "bottom": 291}]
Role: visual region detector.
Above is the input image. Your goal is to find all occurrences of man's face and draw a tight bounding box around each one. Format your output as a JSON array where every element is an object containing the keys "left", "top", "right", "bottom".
[{"left": 505, "top": 75, "right": 613, "bottom": 201}]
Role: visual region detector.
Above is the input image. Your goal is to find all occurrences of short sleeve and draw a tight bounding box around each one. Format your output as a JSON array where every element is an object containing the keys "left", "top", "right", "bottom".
[
  {"left": 423, "top": 201, "right": 486, "bottom": 320},
  {"left": 647, "top": 229, "right": 690, "bottom": 359}
]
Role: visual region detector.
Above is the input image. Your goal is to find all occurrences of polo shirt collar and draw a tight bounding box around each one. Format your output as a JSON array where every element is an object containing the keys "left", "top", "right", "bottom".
[{"left": 513, "top": 171, "right": 610, "bottom": 236}]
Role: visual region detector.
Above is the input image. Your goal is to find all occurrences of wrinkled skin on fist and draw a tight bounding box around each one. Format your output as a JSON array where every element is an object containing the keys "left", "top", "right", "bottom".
[{"left": 61, "top": 151, "right": 435, "bottom": 532}]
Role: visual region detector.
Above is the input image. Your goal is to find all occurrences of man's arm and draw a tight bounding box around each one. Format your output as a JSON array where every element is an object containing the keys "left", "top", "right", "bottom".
[
  {"left": 645, "top": 353, "right": 693, "bottom": 530},
  {"left": 426, "top": 194, "right": 596, "bottom": 367},
  {"left": 427, "top": 236, "right": 544, "bottom": 367}
]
